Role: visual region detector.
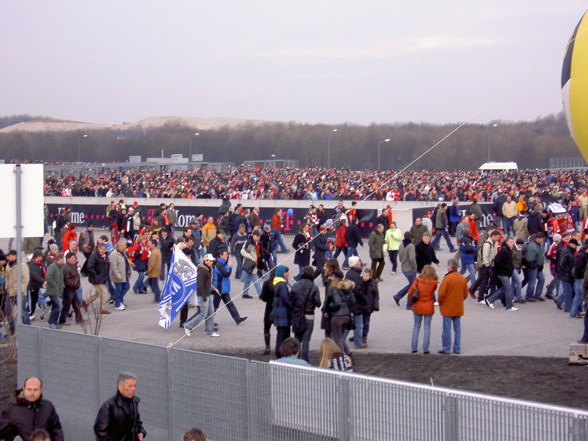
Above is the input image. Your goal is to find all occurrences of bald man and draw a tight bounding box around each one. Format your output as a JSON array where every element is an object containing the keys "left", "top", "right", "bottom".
[{"left": 0, "top": 377, "right": 63, "bottom": 441}]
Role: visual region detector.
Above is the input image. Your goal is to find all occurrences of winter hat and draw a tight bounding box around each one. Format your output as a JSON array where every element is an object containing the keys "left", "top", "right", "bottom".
[
  {"left": 348, "top": 256, "right": 361, "bottom": 268},
  {"left": 275, "top": 265, "right": 288, "bottom": 278}
]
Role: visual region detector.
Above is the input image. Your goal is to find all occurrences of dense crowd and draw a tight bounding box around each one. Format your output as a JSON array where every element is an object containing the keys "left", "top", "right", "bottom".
[{"left": 44, "top": 166, "right": 588, "bottom": 202}]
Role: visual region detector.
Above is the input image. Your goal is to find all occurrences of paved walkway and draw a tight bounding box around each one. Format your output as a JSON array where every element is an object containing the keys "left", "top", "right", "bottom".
[{"left": 2, "top": 233, "right": 582, "bottom": 358}]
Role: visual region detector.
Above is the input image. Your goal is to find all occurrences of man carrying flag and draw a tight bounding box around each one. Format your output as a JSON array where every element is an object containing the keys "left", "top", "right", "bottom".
[
  {"left": 158, "top": 245, "right": 198, "bottom": 329},
  {"left": 183, "top": 254, "right": 221, "bottom": 337}
]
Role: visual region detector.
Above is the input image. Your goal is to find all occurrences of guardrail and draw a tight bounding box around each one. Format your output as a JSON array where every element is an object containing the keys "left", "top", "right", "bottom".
[{"left": 17, "top": 325, "right": 588, "bottom": 441}]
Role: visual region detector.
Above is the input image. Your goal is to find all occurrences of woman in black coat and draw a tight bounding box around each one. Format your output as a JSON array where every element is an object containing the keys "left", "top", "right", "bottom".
[{"left": 292, "top": 223, "right": 312, "bottom": 281}]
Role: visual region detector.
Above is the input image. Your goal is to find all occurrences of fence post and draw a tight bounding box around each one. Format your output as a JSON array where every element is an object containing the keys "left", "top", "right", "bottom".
[
  {"left": 338, "top": 377, "right": 351, "bottom": 441},
  {"left": 443, "top": 395, "right": 459, "bottom": 441}
]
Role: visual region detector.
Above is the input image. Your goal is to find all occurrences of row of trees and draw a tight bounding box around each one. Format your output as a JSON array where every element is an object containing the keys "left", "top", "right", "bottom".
[{"left": 0, "top": 113, "right": 579, "bottom": 170}]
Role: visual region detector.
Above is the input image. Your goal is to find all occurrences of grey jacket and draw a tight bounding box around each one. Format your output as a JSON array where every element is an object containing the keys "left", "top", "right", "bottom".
[
  {"left": 109, "top": 249, "right": 132, "bottom": 283},
  {"left": 398, "top": 240, "right": 417, "bottom": 272}
]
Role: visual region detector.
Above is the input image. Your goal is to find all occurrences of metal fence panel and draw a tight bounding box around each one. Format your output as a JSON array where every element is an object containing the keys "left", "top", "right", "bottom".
[
  {"left": 100, "top": 338, "right": 170, "bottom": 441},
  {"left": 169, "top": 348, "right": 250, "bottom": 441},
  {"left": 16, "top": 326, "right": 588, "bottom": 441},
  {"left": 38, "top": 329, "right": 100, "bottom": 440}
]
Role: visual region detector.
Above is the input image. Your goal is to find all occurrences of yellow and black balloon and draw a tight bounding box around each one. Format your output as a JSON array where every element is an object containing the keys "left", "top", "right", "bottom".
[{"left": 562, "top": 10, "right": 588, "bottom": 163}]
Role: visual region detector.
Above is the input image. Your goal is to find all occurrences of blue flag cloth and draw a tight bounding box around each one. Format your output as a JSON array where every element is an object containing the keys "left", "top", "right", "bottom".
[{"left": 158, "top": 245, "right": 198, "bottom": 329}]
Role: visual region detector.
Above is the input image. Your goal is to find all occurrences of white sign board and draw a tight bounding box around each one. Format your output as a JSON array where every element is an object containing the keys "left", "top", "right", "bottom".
[{"left": 0, "top": 164, "right": 44, "bottom": 238}]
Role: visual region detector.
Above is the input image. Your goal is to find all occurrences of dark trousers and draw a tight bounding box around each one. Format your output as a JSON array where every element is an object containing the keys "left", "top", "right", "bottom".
[
  {"left": 28, "top": 288, "right": 40, "bottom": 315},
  {"left": 371, "top": 257, "right": 385, "bottom": 279},
  {"left": 387, "top": 250, "right": 399, "bottom": 272},
  {"left": 213, "top": 292, "right": 241, "bottom": 323},
  {"left": 470, "top": 266, "right": 492, "bottom": 301},
  {"left": 275, "top": 326, "right": 291, "bottom": 358},
  {"left": 294, "top": 319, "right": 314, "bottom": 362},
  {"left": 60, "top": 288, "right": 82, "bottom": 323},
  {"left": 331, "top": 315, "right": 351, "bottom": 355}
]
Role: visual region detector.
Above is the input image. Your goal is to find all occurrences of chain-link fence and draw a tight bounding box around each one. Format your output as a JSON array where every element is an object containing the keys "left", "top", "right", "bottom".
[{"left": 17, "top": 325, "right": 588, "bottom": 441}]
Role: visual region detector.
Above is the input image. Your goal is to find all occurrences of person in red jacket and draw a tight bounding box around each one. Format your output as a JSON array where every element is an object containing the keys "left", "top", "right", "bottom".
[
  {"left": 437, "top": 259, "right": 469, "bottom": 354},
  {"left": 271, "top": 208, "right": 288, "bottom": 253},
  {"left": 334, "top": 218, "right": 348, "bottom": 267},
  {"left": 61, "top": 223, "right": 77, "bottom": 252},
  {"left": 408, "top": 265, "right": 438, "bottom": 354}
]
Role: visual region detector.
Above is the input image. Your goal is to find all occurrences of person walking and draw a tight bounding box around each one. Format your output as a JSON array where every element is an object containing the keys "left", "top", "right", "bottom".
[
  {"left": 368, "top": 224, "right": 386, "bottom": 281},
  {"left": 430, "top": 203, "right": 457, "bottom": 253},
  {"left": 288, "top": 266, "right": 321, "bottom": 362},
  {"left": 109, "top": 239, "right": 132, "bottom": 311},
  {"left": 384, "top": 221, "right": 402, "bottom": 275},
  {"left": 212, "top": 250, "right": 247, "bottom": 325},
  {"left": 393, "top": 232, "right": 418, "bottom": 309},
  {"left": 484, "top": 237, "right": 518, "bottom": 311},
  {"left": 184, "top": 254, "right": 220, "bottom": 337},
  {"left": 272, "top": 265, "right": 291, "bottom": 358},
  {"left": 408, "top": 265, "right": 438, "bottom": 354},
  {"left": 83, "top": 243, "right": 111, "bottom": 315},
  {"left": 437, "top": 259, "right": 469, "bottom": 354},
  {"left": 44, "top": 253, "right": 65, "bottom": 329}
]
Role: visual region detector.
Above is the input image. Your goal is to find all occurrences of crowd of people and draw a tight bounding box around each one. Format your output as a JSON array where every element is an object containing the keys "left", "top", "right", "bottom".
[{"left": 44, "top": 166, "right": 588, "bottom": 202}]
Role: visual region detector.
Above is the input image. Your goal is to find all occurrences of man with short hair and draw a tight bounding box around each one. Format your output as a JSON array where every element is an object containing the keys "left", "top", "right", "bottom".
[
  {"left": 438, "top": 259, "right": 469, "bottom": 354},
  {"left": 409, "top": 218, "right": 428, "bottom": 245},
  {"left": 525, "top": 233, "right": 546, "bottom": 302},
  {"left": 368, "top": 224, "right": 386, "bottom": 281},
  {"left": 213, "top": 249, "right": 247, "bottom": 325},
  {"left": 230, "top": 223, "right": 248, "bottom": 279},
  {"left": 394, "top": 232, "right": 418, "bottom": 309},
  {"left": 45, "top": 253, "right": 65, "bottom": 328},
  {"left": 60, "top": 251, "right": 84, "bottom": 325},
  {"left": 27, "top": 250, "right": 46, "bottom": 321},
  {"left": 159, "top": 227, "right": 175, "bottom": 280},
  {"left": 184, "top": 254, "right": 220, "bottom": 337},
  {"left": 84, "top": 243, "right": 111, "bottom": 315},
  {"left": 431, "top": 203, "right": 457, "bottom": 253},
  {"left": 484, "top": 237, "right": 518, "bottom": 311},
  {"left": 0, "top": 377, "right": 64, "bottom": 441},
  {"left": 147, "top": 239, "right": 162, "bottom": 303},
  {"left": 110, "top": 239, "right": 132, "bottom": 311},
  {"left": 289, "top": 266, "right": 321, "bottom": 362},
  {"left": 94, "top": 373, "right": 146, "bottom": 441},
  {"left": 184, "top": 427, "right": 206, "bottom": 441},
  {"left": 414, "top": 232, "right": 440, "bottom": 273},
  {"left": 5, "top": 250, "right": 31, "bottom": 328},
  {"left": 469, "top": 230, "right": 500, "bottom": 301},
  {"left": 275, "top": 337, "right": 310, "bottom": 366},
  {"left": 556, "top": 238, "right": 578, "bottom": 312}
]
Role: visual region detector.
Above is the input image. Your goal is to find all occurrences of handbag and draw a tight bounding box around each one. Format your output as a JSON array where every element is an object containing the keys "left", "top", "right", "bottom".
[
  {"left": 373, "top": 296, "right": 380, "bottom": 311},
  {"left": 412, "top": 286, "right": 419, "bottom": 302},
  {"left": 242, "top": 258, "right": 256, "bottom": 274}
]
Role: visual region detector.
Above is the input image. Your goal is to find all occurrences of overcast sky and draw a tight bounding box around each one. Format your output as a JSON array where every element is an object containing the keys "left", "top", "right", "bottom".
[{"left": 2, "top": 1, "right": 586, "bottom": 126}]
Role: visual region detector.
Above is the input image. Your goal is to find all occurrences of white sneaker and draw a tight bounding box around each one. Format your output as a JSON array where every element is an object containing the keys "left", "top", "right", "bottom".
[
  {"left": 115, "top": 305, "right": 126, "bottom": 311},
  {"left": 208, "top": 332, "right": 220, "bottom": 337},
  {"left": 184, "top": 327, "right": 192, "bottom": 337},
  {"left": 507, "top": 307, "right": 518, "bottom": 312},
  {"left": 434, "top": 302, "right": 439, "bottom": 306},
  {"left": 484, "top": 299, "right": 494, "bottom": 309}
]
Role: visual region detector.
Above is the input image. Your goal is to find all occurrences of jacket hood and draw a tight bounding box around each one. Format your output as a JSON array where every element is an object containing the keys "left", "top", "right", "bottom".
[
  {"left": 402, "top": 238, "right": 412, "bottom": 246},
  {"left": 337, "top": 279, "right": 355, "bottom": 290},
  {"left": 11, "top": 388, "right": 43, "bottom": 406}
]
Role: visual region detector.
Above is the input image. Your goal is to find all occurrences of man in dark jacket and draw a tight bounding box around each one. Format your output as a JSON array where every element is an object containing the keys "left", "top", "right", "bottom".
[
  {"left": 84, "top": 243, "right": 110, "bottom": 314},
  {"left": 288, "top": 266, "right": 321, "bottom": 362},
  {"left": 208, "top": 230, "right": 229, "bottom": 262},
  {"left": 312, "top": 225, "right": 332, "bottom": 280},
  {"left": 345, "top": 217, "right": 363, "bottom": 264},
  {"left": 345, "top": 258, "right": 369, "bottom": 349},
  {"left": 184, "top": 254, "right": 220, "bottom": 337},
  {"left": 94, "top": 372, "right": 146, "bottom": 441},
  {"left": 556, "top": 238, "right": 579, "bottom": 313},
  {"left": 415, "top": 233, "right": 440, "bottom": 273},
  {"left": 27, "top": 250, "right": 46, "bottom": 320},
  {"left": 60, "top": 251, "right": 84, "bottom": 325},
  {"left": 159, "top": 227, "right": 175, "bottom": 280},
  {"left": 527, "top": 206, "right": 544, "bottom": 235},
  {"left": 0, "top": 377, "right": 63, "bottom": 441},
  {"left": 485, "top": 237, "right": 517, "bottom": 311}
]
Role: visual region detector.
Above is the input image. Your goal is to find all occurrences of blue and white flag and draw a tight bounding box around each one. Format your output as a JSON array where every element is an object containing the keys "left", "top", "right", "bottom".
[{"left": 158, "top": 245, "right": 198, "bottom": 329}]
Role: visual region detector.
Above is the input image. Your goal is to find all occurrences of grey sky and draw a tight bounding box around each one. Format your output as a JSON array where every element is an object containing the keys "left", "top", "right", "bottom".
[{"left": 2, "top": 1, "right": 586, "bottom": 126}]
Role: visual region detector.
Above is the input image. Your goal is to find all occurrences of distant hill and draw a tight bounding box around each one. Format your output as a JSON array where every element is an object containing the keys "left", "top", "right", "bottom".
[{"left": 0, "top": 115, "right": 271, "bottom": 133}]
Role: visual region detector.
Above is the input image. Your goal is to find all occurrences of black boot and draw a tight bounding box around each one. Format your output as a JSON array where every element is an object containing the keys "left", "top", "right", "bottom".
[{"left": 363, "top": 334, "right": 368, "bottom": 344}]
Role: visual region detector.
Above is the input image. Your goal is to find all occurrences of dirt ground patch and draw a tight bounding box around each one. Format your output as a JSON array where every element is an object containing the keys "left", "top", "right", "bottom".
[{"left": 208, "top": 349, "right": 588, "bottom": 411}]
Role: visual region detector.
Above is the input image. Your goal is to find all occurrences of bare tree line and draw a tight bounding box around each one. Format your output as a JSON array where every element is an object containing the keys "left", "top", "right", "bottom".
[{"left": 0, "top": 112, "right": 577, "bottom": 170}]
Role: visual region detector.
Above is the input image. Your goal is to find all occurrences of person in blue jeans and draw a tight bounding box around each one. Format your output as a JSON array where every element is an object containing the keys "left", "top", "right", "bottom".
[
  {"left": 393, "top": 232, "right": 417, "bottom": 309},
  {"left": 45, "top": 253, "right": 65, "bottom": 329},
  {"left": 184, "top": 254, "right": 220, "bottom": 337},
  {"left": 408, "top": 265, "right": 439, "bottom": 354},
  {"left": 524, "top": 233, "right": 546, "bottom": 301},
  {"left": 109, "top": 239, "right": 132, "bottom": 311},
  {"left": 430, "top": 204, "right": 457, "bottom": 253},
  {"left": 570, "top": 244, "right": 588, "bottom": 318},
  {"left": 458, "top": 228, "right": 476, "bottom": 283},
  {"left": 484, "top": 237, "right": 518, "bottom": 311},
  {"left": 437, "top": 259, "right": 468, "bottom": 354}
]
